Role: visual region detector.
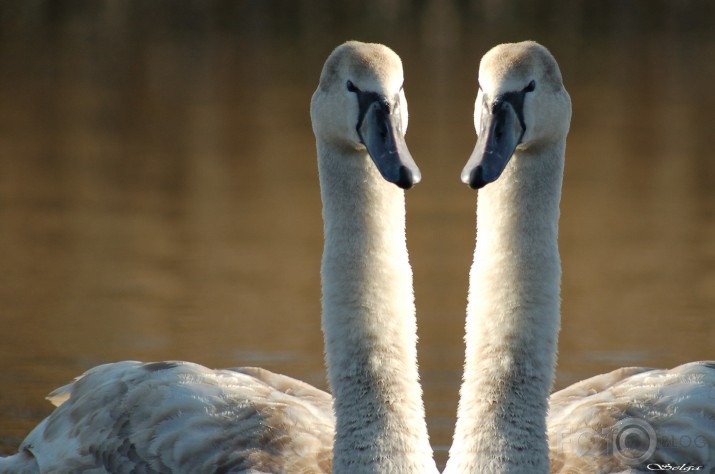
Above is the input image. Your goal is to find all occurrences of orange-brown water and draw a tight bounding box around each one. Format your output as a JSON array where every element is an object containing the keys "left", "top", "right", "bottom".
[{"left": 1, "top": 2, "right": 713, "bottom": 467}]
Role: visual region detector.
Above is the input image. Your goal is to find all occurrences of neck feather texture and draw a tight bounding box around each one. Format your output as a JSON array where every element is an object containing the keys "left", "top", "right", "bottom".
[
  {"left": 317, "top": 142, "right": 435, "bottom": 473},
  {"left": 446, "top": 143, "right": 565, "bottom": 474}
]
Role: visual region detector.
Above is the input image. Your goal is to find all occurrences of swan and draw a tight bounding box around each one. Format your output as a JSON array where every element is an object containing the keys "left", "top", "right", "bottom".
[
  {"left": 0, "top": 40, "right": 437, "bottom": 474},
  {"left": 445, "top": 40, "right": 715, "bottom": 473}
]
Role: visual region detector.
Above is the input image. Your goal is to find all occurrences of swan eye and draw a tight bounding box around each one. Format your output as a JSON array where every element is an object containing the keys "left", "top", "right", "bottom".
[
  {"left": 523, "top": 80, "right": 536, "bottom": 93},
  {"left": 346, "top": 80, "right": 359, "bottom": 93}
]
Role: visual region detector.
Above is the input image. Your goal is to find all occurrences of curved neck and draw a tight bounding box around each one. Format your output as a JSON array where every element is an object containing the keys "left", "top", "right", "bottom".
[
  {"left": 447, "top": 144, "right": 565, "bottom": 474},
  {"left": 317, "top": 142, "right": 435, "bottom": 473}
]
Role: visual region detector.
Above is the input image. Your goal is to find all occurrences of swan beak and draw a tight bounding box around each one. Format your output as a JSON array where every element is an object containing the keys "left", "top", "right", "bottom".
[
  {"left": 359, "top": 99, "right": 421, "bottom": 190},
  {"left": 461, "top": 97, "right": 525, "bottom": 189}
]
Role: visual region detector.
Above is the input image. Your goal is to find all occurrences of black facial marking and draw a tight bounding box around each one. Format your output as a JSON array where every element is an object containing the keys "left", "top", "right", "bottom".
[
  {"left": 347, "top": 82, "right": 393, "bottom": 141},
  {"left": 492, "top": 81, "right": 536, "bottom": 133}
]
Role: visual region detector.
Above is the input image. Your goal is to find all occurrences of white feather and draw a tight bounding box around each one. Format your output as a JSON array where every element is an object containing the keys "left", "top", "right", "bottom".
[{"left": 446, "top": 41, "right": 715, "bottom": 474}]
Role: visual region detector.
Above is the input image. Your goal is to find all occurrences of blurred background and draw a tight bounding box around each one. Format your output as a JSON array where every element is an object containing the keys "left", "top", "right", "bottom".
[{"left": 0, "top": 0, "right": 713, "bottom": 467}]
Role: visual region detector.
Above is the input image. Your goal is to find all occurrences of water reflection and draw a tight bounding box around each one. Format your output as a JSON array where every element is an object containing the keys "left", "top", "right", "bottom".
[{"left": 1, "top": 1, "right": 713, "bottom": 467}]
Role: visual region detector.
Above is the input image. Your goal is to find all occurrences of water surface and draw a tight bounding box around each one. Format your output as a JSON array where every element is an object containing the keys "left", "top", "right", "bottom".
[{"left": 1, "top": 2, "right": 713, "bottom": 467}]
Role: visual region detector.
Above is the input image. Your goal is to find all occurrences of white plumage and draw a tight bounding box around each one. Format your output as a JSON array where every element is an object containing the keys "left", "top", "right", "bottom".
[
  {"left": 4, "top": 361, "right": 334, "bottom": 473},
  {"left": 0, "top": 41, "right": 437, "bottom": 474},
  {"left": 549, "top": 362, "right": 715, "bottom": 473},
  {"left": 446, "top": 40, "right": 715, "bottom": 474}
]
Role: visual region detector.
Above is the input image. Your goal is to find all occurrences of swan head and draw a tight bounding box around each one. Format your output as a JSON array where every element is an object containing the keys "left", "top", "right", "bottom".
[
  {"left": 311, "top": 41, "right": 420, "bottom": 189},
  {"left": 461, "top": 41, "right": 572, "bottom": 189}
]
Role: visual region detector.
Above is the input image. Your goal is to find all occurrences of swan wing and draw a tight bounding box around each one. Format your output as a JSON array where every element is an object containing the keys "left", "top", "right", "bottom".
[
  {"left": 548, "top": 361, "right": 715, "bottom": 473},
  {"left": 4, "top": 361, "right": 334, "bottom": 474}
]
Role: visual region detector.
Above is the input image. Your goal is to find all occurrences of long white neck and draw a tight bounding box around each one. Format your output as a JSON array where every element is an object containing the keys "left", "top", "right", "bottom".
[
  {"left": 317, "top": 142, "right": 435, "bottom": 473},
  {"left": 446, "top": 143, "right": 565, "bottom": 473}
]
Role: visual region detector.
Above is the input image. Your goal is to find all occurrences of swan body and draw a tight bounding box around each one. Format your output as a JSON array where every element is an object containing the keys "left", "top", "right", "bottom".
[
  {"left": 446, "top": 40, "right": 715, "bottom": 473},
  {"left": 0, "top": 41, "right": 437, "bottom": 474},
  {"left": 549, "top": 361, "right": 715, "bottom": 473},
  {"left": 2, "top": 361, "right": 334, "bottom": 473}
]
